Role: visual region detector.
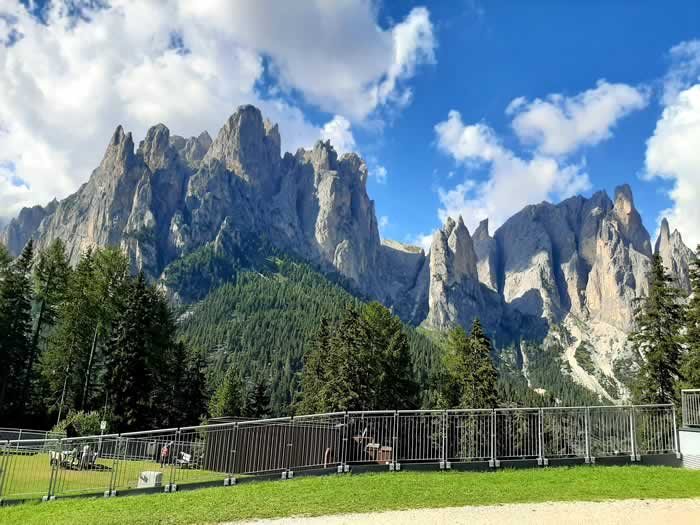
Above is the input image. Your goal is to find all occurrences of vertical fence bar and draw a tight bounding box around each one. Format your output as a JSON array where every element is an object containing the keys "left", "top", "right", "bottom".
[
  {"left": 340, "top": 413, "right": 349, "bottom": 473},
  {"left": 672, "top": 405, "right": 681, "bottom": 458},
  {"left": 584, "top": 407, "right": 592, "bottom": 464},
  {"left": 490, "top": 410, "right": 498, "bottom": 468},
  {"left": 392, "top": 411, "right": 399, "bottom": 471},
  {"left": 629, "top": 408, "right": 637, "bottom": 461},
  {"left": 0, "top": 441, "right": 7, "bottom": 503},
  {"left": 537, "top": 408, "right": 545, "bottom": 466},
  {"left": 441, "top": 411, "right": 448, "bottom": 469}
]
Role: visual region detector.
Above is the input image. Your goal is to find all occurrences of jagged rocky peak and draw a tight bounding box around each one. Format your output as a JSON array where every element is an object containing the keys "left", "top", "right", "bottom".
[
  {"left": 446, "top": 216, "right": 478, "bottom": 280},
  {"left": 138, "top": 123, "right": 177, "bottom": 172},
  {"left": 106, "top": 125, "right": 135, "bottom": 162},
  {"left": 655, "top": 217, "right": 694, "bottom": 294},
  {"left": 613, "top": 183, "right": 652, "bottom": 257},
  {"left": 202, "top": 105, "right": 281, "bottom": 193},
  {"left": 473, "top": 218, "right": 499, "bottom": 291},
  {"left": 169, "top": 131, "right": 213, "bottom": 167}
]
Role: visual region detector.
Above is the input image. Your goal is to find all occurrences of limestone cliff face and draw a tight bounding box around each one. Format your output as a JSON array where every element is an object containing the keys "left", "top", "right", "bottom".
[
  {"left": 585, "top": 185, "right": 652, "bottom": 331},
  {"left": 655, "top": 218, "right": 694, "bottom": 294},
  {"left": 1, "top": 199, "right": 58, "bottom": 254},
  {"left": 473, "top": 219, "right": 498, "bottom": 291},
  {"left": 425, "top": 216, "right": 503, "bottom": 332}
]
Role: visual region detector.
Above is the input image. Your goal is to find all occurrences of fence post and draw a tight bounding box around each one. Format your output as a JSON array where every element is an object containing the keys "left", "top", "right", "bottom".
[
  {"left": 106, "top": 436, "right": 121, "bottom": 497},
  {"left": 628, "top": 408, "right": 638, "bottom": 462},
  {"left": 390, "top": 411, "right": 400, "bottom": 471},
  {"left": 340, "top": 413, "right": 349, "bottom": 474},
  {"left": 166, "top": 430, "right": 180, "bottom": 492},
  {"left": 283, "top": 418, "right": 294, "bottom": 480},
  {"left": 441, "top": 411, "right": 448, "bottom": 470},
  {"left": 490, "top": 410, "right": 499, "bottom": 468},
  {"left": 537, "top": 408, "right": 547, "bottom": 466},
  {"left": 225, "top": 423, "right": 238, "bottom": 485},
  {"left": 584, "top": 407, "right": 592, "bottom": 464},
  {"left": 45, "top": 438, "right": 61, "bottom": 502},
  {"left": 672, "top": 405, "right": 681, "bottom": 459},
  {"left": 0, "top": 441, "right": 7, "bottom": 504}
]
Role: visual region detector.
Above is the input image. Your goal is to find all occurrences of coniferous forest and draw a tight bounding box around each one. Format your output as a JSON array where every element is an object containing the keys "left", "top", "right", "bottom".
[{"left": 1, "top": 238, "right": 698, "bottom": 435}]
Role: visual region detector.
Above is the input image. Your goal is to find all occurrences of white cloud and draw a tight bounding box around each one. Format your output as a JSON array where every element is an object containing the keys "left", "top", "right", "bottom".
[
  {"left": 663, "top": 40, "right": 700, "bottom": 105},
  {"left": 434, "top": 110, "right": 591, "bottom": 232},
  {"left": 0, "top": 2, "right": 435, "bottom": 218},
  {"left": 371, "top": 165, "right": 388, "bottom": 184},
  {"left": 508, "top": 80, "right": 648, "bottom": 156},
  {"left": 646, "top": 82, "right": 700, "bottom": 248},
  {"left": 378, "top": 215, "right": 389, "bottom": 233},
  {"left": 320, "top": 116, "right": 356, "bottom": 155}
]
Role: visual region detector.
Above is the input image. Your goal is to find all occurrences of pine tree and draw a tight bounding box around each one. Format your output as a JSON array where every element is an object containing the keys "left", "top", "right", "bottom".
[
  {"left": 244, "top": 376, "right": 271, "bottom": 418},
  {"left": 43, "top": 249, "right": 99, "bottom": 418},
  {"left": 438, "top": 326, "right": 470, "bottom": 408},
  {"left": 0, "top": 241, "right": 34, "bottom": 422},
  {"left": 22, "top": 239, "right": 71, "bottom": 408},
  {"left": 682, "top": 245, "right": 700, "bottom": 388},
  {"left": 465, "top": 319, "right": 498, "bottom": 409},
  {"left": 438, "top": 320, "right": 498, "bottom": 409},
  {"left": 209, "top": 363, "right": 245, "bottom": 418},
  {"left": 298, "top": 317, "right": 332, "bottom": 414},
  {"left": 169, "top": 343, "right": 208, "bottom": 426},
  {"left": 104, "top": 274, "right": 154, "bottom": 431},
  {"left": 361, "top": 302, "right": 418, "bottom": 408},
  {"left": 630, "top": 253, "right": 685, "bottom": 404}
]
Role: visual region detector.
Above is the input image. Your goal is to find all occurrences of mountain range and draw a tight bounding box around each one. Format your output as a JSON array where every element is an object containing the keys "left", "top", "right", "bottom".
[{"left": 2, "top": 105, "right": 695, "bottom": 402}]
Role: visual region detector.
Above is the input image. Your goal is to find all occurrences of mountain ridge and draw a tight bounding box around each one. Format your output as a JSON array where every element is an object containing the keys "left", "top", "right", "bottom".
[{"left": 2, "top": 104, "right": 695, "bottom": 401}]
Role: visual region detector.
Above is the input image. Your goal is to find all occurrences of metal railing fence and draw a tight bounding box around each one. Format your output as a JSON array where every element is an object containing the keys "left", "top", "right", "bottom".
[
  {"left": 0, "top": 428, "right": 64, "bottom": 442},
  {"left": 0, "top": 404, "right": 682, "bottom": 505},
  {"left": 682, "top": 390, "right": 700, "bottom": 428}
]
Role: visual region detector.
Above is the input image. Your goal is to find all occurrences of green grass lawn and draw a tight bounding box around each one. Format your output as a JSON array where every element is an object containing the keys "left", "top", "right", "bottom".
[
  {"left": 2, "top": 466, "right": 700, "bottom": 525},
  {"left": 0, "top": 453, "right": 227, "bottom": 501}
]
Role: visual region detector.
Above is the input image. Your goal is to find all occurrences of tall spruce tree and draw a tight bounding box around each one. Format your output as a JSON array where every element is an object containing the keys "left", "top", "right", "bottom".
[
  {"left": 630, "top": 253, "right": 685, "bottom": 404},
  {"left": 169, "top": 343, "right": 208, "bottom": 426},
  {"left": 361, "top": 302, "right": 418, "bottom": 409},
  {"left": 300, "top": 303, "right": 419, "bottom": 413},
  {"left": 465, "top": 319, "right": 498, "bottom": 409},
  {"left": 209, "top": 363, "right": 245, "bottom": 418},
  {"left": 438, "top": 319, "right": 498, "bottom": 409},
  {"left": 0, "top": 241, "right": 34, "bottom": 422},
  {"left": 43, "top": 249, "right": 99, "bottom": 419},
  {"left": 682, "top": 245, "right": 700, "bottom": 388},
  {"left": 244, "top": 376, "right": 271, "bottom": 418},
  {"left": 22, "top": 239, "right": 71, "bottom": 407},
  {"left": 104, "top": 273, "right": 174, "bottom": 431}
]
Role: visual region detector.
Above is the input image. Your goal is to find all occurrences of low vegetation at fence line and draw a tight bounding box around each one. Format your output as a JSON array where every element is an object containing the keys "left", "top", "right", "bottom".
[{"left": 2, "top": 466, "right": 700, "bottom": 525}]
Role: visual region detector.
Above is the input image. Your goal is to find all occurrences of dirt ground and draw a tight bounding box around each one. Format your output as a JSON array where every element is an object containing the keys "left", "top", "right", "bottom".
[{"left": 229, "top": 498, "right": 700, "bottom": 524}]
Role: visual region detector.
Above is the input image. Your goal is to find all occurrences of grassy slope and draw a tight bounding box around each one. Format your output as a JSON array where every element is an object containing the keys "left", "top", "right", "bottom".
[{"left": 3, "top": 466, "right": 700, "bottom": 525}]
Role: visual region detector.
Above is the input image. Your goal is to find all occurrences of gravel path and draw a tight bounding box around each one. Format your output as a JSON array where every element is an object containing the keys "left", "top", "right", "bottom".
[{"left": 227, "top": 498, "right": 700, "bottom": 524}]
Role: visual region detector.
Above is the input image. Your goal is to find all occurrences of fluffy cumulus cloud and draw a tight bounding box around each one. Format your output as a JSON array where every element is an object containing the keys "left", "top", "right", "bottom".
[
  {"left": 320, "top": 116, "right": 356, "bottom": 156},
  {"left": 434, "top": 110, "right": 591, "bottom": 232},
  {"left": 645, "top": 40, "right": 700, "bottom": 248},
  {"left": 507, "top": 80, "right": 649, "bottom": 156},
  {"left": 0, "top": 1, "right": 435, "bottom": 218}
]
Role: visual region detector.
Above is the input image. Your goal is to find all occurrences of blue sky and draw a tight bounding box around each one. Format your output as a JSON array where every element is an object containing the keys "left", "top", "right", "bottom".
[{"left": 2, "top": 1, "right": 700, "bottom": 248}]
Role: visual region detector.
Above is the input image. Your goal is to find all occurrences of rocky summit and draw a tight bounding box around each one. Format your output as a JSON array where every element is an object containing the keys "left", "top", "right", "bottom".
[{"left": 2, "top": 105, "right": 695, "bottom": 402}]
